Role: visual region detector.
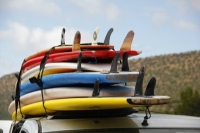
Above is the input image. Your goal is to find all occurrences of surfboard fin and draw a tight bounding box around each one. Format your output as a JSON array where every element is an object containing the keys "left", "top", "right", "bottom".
[
  {"left": 120, "top": 30, "right": 134, "bottom": 51},
  {"left": 92, "top": 27, "right": 100, "bottom": 45},
  {"left": 61, "top": 28, "right": 65, "bottom": 45},
  {"left": 134, "top": 66, "right": 145, "bottom": 97},
  {"left": 92, "top": 79, "right": 100, "bottom": 97},
  {"left": 14, "top": 73, "right": 19, "bottom": 79},
  {"left": 110, "top": 52, "right": 120, "bottom": 73},
  {"left": 144, "top": 77, "right": 156, "bottom": 96},
  {"left": 11, "top": 94, "right": 15, "bottom": 100},
  {"left": 76, "top": 52, "right": 82, "bottom": 72},
  {"left": 122, "top": 52, "right": 129, "bottom": 71},
  {"left": 72, "top": 31, "right": 81, "bottom": 51},
  {"left": 104, "top": 28, "right": 113, "bottom": 45}
]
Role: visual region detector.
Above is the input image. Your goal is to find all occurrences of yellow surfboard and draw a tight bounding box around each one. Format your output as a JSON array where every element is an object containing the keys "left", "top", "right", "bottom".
[{"left": 12, "top": 96, "right": 170, "bottom": 120}]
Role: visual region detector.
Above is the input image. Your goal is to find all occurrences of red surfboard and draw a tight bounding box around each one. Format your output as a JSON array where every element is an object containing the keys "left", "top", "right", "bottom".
[
  {"left": 25, "top": 30, "right": 114, "bottom": 62},
  {"left": 25, "top": 30, "right": 135, "bottom": 62},
  {"left": 22, "top": 50, "right": 141, "bottom": 72},
  {"left": 25, "top": 44, "right": 114, "bottom": 61}
]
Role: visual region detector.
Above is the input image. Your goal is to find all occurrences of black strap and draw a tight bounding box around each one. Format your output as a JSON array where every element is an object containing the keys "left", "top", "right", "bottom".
[
  {"left": 15, "top": 59, "right": 25, "bottom": 121},
  {"left": 141, "top": 106, "right": 151, "bottom": 126},
  {"left": 15, "top": 28, "right": 67, "bottom": 120},
  {"left": 29, "top": 44, "right": 65, "bottom": 117},
  {"left": 29, "top": 46, "right": 56, "bottom": 117}
]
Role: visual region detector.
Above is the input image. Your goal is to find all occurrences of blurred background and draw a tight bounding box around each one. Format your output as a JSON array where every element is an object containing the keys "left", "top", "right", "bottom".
[{"left": 0, "top": 0, "right": 200, "bottom": 119}]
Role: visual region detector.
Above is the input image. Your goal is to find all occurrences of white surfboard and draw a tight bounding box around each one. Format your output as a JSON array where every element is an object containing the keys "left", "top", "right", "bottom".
[
  {"left": 8, "top": 85, "right": 135, "bottom": 115},
  {"left": 21, "top": 62, "right": 120, "bottom": 84}
]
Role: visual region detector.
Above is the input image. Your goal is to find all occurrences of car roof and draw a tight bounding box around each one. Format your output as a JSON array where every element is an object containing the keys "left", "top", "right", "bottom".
[{"left": 32, "top": 113, "right": 200, "bottom": 132}]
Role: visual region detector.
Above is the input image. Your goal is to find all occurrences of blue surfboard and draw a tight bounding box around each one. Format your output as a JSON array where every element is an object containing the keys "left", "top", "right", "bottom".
[{"left": 20, "top": 72, "right": 138, "bottom": 96}]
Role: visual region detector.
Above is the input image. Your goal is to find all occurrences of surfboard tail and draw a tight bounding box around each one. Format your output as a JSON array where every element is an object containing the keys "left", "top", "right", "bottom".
[{"left": 136, "top": 50, "right": 142, "bottom": 55}]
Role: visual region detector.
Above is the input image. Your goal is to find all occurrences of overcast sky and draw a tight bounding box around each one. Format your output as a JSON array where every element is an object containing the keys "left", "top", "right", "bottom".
[{"left": 0, "top": 0, "right": 199, "bottom": 77}]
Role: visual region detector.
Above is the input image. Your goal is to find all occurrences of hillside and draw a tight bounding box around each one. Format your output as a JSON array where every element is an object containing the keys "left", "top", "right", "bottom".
[
  {"left": 128, "top": 50, "right": 200, "bottom": 113},
  {"left": 0, "top": 50, "right": 200, "bottom": 120},
  {"left": 0, "top": 73, "right": 17, "bottom": 120}
]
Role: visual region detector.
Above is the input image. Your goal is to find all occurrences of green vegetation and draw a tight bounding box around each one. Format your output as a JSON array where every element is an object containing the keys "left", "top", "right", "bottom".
[{"left": 174, "top": 87, "right": 200, "bottom": 116}]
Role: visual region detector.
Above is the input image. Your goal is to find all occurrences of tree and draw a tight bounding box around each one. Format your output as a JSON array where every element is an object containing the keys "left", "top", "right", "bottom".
[{"left": 174, "top": 87, "right": 200, "bottom": 116}]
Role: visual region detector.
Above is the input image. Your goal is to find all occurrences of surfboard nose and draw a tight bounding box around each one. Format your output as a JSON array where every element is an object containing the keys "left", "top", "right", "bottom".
[{"left": 136, "top": 50, "right": 142, "bottom": 55}]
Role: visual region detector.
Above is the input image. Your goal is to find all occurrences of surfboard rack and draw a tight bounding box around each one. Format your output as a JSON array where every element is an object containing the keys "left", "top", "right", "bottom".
[
  {"left": 92, "top": 79, "right": 100, "bottom": 97},
  {"left": 21, "top": 108, "right": 138, "bottom": 120},
  {"left": 109, "top": 52, "right": 120, "bottom": 73},
  {"left": 11, "top": 27, "right": 170, "bottom": 124},
  {"left": 51, "top": 108, "right": 138, "bottom": 119}
]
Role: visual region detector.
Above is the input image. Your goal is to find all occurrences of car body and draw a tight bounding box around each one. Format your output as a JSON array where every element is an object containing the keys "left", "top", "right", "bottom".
[
  {"left": 0, "top": 120, "right": 13, "bottom": 133},
  {"left": 1, "top": 113, "right": 200, "bottom": 133}
]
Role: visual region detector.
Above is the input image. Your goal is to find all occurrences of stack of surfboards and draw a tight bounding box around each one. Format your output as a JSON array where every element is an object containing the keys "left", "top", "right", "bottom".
[{"left": 9, "top": 28, "right": 170, "bottom": 120}]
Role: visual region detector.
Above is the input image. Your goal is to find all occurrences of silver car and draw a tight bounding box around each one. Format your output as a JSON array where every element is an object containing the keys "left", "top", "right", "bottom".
[{"left": 1, "top": 113, "right": 200, "bottom": 133}]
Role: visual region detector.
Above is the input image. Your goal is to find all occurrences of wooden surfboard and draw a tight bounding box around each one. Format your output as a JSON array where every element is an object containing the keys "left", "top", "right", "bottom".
[
  {"left": 21, "top": 62, "right": 119, "bottom": 83},
  {"left": 20, "top": 71, "right": 139, "bottom": 96},
  {"left": 22, "top": 50, "right": 141, "bottom": 72},
  {"left": 8, "top": 85, "right": 135, "bottom": 114},
  {"left": 12, "top": 96, "right": 170, "bottom": 120}
]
